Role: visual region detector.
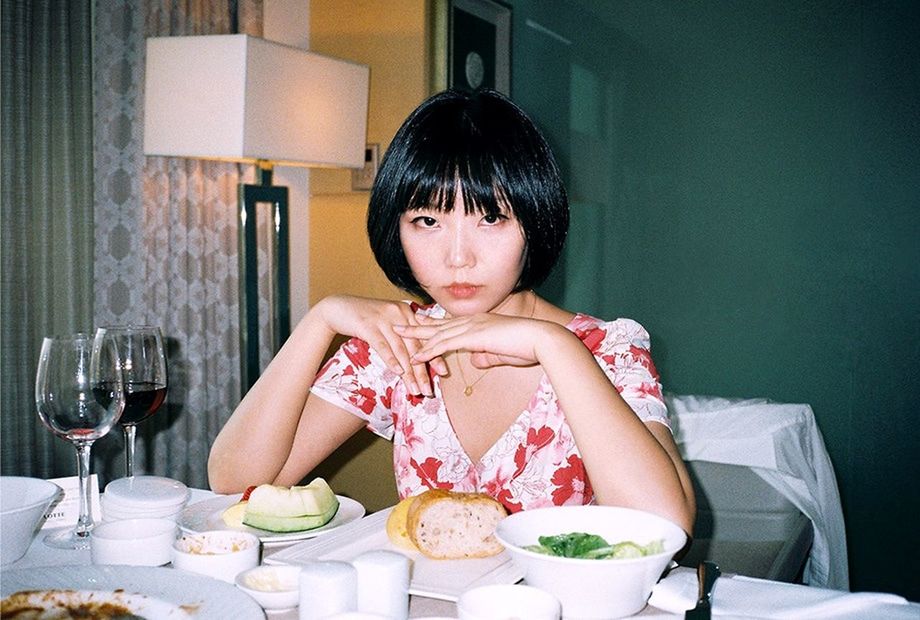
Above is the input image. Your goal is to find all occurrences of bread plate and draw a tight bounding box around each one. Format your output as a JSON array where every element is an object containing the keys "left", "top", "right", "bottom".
[
  {"left": 178, "top": 493, "right": 365, "bottom": 545},
  {"left": 265, "top": 506, "right": 525, "bottom": 601}
]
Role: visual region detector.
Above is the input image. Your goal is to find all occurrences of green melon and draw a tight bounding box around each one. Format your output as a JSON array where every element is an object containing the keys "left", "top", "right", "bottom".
[
  {"left": 242, "top": 477, "right": 340, "bottom": 533},
  {"left": 243, "top": 500, "right": 339, "bottom": 532}
]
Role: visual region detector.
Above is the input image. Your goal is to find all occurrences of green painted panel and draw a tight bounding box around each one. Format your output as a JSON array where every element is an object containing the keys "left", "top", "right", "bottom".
[{"left": 512, "top": 0, "right": 920, "bottom": 600}]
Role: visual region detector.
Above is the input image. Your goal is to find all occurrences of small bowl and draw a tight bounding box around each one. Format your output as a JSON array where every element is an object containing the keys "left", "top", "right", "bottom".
[
  {"left": 91, "top": 518, "right": 177, "bottom": 566},
  {"left": 235, "top": 564, "right": 301, "bottom": 610},
  {"left": 495, "top": 505, "right": 687, "bottom": 619},
  {"left": 171, "top": 530, "right": 260, "bottom": 583},
  {"left": 0, "top": 477, "right": 62, "bottom": 565},
  {"left": 458, "top": 584, "right": 561, "bottom": 619}
]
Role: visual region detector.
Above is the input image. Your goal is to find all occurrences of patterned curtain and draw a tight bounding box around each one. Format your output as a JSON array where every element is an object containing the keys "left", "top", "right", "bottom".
[
  {"left": 92, "top": 0, "right": 264, "bottom": 488},
  {"left": 0, "top": 0, "right": 95, "bottom": 477}
]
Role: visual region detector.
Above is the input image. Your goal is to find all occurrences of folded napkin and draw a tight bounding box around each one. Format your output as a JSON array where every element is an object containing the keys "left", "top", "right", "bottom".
[{"left": 649, "top": 569, "right": 910, "bottom": 619}]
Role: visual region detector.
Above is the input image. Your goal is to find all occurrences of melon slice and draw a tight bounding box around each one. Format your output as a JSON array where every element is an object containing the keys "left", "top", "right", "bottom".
[{"left": 242, "top": 478, "right": 339, "bottom": 533}]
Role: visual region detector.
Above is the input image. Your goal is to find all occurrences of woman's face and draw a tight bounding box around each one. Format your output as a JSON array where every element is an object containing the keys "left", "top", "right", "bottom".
[{"left": 399, "top": 193, "right": 527, "bottom": 316}]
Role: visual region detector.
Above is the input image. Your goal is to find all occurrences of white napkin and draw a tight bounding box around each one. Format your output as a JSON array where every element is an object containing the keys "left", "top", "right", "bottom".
[{"left": 649, "top": 569, "right": 910, "bottom": 619}]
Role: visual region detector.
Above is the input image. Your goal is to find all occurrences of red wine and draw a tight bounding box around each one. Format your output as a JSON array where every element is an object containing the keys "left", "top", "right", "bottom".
[{"left": 119, "top": 381, "right": 167, "bottom": 425}]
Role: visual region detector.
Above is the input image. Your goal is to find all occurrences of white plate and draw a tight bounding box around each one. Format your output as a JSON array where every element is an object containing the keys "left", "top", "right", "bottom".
[
  {"left": 0, "top": 565, "right": 264, "bottom": 619},
  {"left": 266, "top": 507, "right": 525, "bottom": 601},
  {"left": 179, "top": 493, "right": 365, "bottom": 545}
]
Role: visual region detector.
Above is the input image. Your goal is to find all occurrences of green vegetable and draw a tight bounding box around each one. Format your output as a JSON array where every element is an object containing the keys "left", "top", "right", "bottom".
[{"left": 524, "top": 532, "right": 664, "bottom": 559}]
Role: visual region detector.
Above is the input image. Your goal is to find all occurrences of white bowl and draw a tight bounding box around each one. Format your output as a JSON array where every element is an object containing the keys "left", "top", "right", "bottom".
[
  {"left": 494, "top": 505, "right": 687, "bottom": 619},
  {"left": 91, "top": 518, "right": 177, "bottom": 566},
  {"left": 458, "top": 584, "right": 561, "bottom": 619},
  {"left": 235, "top": 564, "right": 301, "bottom": 610},
  {"left": 171, "top": 530, "right": 260, "bottom": 583},
  {"left": 0, "top": 477, "right": 62, "bottom": 565}
]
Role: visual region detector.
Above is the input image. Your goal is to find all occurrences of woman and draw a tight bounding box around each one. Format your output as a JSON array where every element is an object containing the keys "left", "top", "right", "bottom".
[{"left": 208, "top": 89, "right": 695, "bottom": 534}]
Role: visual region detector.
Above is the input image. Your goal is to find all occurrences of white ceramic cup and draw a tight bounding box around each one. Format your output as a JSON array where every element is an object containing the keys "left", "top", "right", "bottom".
[
  {"left": 457, "top": 584, "right": 561, "bottom": 620},
  {"left": 90, "top": 518, "right": 177, "bottom": 566},
  {"left": 171, "top": 530, "right": 260, "bottom": 583}
]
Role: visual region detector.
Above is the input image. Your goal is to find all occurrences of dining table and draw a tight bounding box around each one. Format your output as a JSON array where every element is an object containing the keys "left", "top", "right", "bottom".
[{"left": 4, "top": 487, "right": 917, "bottom": 619}]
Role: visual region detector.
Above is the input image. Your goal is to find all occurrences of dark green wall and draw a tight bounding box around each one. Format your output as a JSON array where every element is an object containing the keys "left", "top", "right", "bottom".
[{"left": 511, "top": 0, "right": 919, "bottom": 599}]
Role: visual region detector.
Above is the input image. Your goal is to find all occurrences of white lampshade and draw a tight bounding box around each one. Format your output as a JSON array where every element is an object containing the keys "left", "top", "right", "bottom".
[{"left": 143, "top": 34, "right": 369, "bottom": 168}]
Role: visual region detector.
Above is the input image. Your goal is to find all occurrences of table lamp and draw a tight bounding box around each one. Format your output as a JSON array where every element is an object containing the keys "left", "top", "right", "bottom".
[{"left": 143, "top": 34, "right": 370, "bottom": 392}]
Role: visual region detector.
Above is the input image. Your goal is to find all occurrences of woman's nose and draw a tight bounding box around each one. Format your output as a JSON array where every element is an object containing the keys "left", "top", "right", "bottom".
[{"left": 445, "top": 225, "right": 475, "bottom": 268}]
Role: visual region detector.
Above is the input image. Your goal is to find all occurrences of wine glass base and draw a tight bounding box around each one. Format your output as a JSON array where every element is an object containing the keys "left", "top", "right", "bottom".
[{"left": 43, "top": 527, "right": 92, "bottom": 550}]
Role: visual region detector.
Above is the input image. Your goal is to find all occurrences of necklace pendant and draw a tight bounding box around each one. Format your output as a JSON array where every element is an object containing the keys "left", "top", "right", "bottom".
[{"left": 464, "top": 385, "right": 473, "bottom": 397}]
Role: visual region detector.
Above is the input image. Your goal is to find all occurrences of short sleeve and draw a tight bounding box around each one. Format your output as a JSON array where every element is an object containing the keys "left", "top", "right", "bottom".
[
  {"left": 575, "top": 317, "right": 670, "bottom": 428},
  {"left": 309, "top": 337, "right": 400, "bottom": 440}
]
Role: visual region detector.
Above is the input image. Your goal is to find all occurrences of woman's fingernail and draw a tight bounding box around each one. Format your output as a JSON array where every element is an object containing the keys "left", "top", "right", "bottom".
[{"left": 393, "top": 324, "right": 406, "bottom": 332}]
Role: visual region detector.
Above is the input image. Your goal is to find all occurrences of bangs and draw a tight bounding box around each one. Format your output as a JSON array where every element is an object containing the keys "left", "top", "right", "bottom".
[{"left": 401, "top": 107, "right": 511, "bottom": 217}]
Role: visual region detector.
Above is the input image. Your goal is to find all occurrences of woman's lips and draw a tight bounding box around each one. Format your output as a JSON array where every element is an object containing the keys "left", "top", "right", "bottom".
[{"left": 446, "top": 283, "right": 480, "bottom": 299}]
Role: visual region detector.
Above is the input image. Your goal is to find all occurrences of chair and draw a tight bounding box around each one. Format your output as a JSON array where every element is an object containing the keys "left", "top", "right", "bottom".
[
  {"left": 678, "top": 460, "right": 813, "bottom": 582},
  {"left": 666, "top": 393, "right": 849, "bottom": 590}
]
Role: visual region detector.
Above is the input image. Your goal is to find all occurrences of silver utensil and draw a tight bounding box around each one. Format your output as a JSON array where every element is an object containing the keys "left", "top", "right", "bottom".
[{"left": 685, "top": 560, "right": 721, "bottom": 619}]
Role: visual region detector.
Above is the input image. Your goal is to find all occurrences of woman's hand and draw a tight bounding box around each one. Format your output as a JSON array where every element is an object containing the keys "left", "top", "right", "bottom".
[
  {"left": 396, "top": 313, "right": 561, "bottom": 370},
  {"left": 316, "top": 295, "right": 447, "bottom": 396}
]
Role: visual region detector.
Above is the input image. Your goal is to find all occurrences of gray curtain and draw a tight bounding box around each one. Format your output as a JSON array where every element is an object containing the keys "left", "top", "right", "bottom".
[
  {"left": 1, "top": 0, "right": 95, "bottom": 477},
  {"left": 91, "top": 0, "right": 264, "bottom": 489},
  {"left": 1, "top": 0, "right": 264, "bottom": 490}
]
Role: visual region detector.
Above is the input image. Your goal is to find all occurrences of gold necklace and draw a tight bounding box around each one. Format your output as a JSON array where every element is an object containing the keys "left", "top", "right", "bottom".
[{"left": 455, "top": 292, "right": 537, "bottom": 397}]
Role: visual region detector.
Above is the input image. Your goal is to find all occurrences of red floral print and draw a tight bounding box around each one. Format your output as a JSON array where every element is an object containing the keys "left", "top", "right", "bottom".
[
  {"left": 343, "top": 338, "right": 372, "bottom": 368},
  {"left": 551, "top": 454, "right": 590, "bottom": 505}
]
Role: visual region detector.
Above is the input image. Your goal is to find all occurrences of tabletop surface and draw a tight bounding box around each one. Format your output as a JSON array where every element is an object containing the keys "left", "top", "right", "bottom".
[{"left": 5, "top": 488, "right": 917, "bottom": 620}]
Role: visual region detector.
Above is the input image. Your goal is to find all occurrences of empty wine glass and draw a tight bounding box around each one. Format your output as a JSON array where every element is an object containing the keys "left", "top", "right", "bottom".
[
  {"left": 96, "top": 325, "right": 168, "bottom": 478},
  {"left": 35, "top": 332, "right": 125, "bottom": 549}
]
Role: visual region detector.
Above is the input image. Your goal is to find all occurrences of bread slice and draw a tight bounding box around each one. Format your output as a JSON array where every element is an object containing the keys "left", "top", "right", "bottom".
[{"left": 406, "top": 489, "right": 507, "bottom": 559}]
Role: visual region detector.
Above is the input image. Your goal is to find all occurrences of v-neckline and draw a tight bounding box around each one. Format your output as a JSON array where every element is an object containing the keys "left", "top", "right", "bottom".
[
  {"left": 433, "top": 370, "right": 548, "bottom": 467},
  {"left": 428, "top": 311, "right": 588, "bottom": 467}
]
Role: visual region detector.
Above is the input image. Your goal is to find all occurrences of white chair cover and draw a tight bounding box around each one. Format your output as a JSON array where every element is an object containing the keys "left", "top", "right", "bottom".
[{"left": 666, "top": 393, "right": 849, "bottom": 590}]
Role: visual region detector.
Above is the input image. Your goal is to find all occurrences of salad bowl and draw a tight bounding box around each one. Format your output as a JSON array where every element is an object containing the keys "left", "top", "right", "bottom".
[{"left": 495, "top": 505, "right": 687, "bottom": 619}]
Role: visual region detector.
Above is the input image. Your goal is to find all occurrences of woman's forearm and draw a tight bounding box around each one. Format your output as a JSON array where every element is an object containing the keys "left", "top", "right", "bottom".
[
  {"left": 207, "top": 300, "right": 338, "bottom": 493},
  {"left": 533, "top": 323, "right": 695, "bottom": 532}
]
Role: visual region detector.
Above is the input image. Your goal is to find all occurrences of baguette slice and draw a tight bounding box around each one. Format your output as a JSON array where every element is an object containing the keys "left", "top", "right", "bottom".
[{"left": 406, "top": 489, "right": 507, "bottom": 559}]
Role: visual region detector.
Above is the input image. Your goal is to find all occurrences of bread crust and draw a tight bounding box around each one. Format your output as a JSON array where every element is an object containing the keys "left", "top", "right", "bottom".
[{"left": 406, "top": 489, "right": 507, "bottom": 559}]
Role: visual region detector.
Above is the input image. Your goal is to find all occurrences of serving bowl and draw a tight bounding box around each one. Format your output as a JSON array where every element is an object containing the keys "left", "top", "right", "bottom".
[
  {"left": 494, "top": 505, "right": 687, "bottom": 619},
  {"left": 235, "top": 564, "right": 301, "bottom": 610},
  {"left": 171, "top": 530, "right": 260, "bottom": 583},
  {"left": 91, "top": 517, "right": 177, "bottom": 566},
  {"left": 0, "top": 476, "right": 62, "bottom": 565}
]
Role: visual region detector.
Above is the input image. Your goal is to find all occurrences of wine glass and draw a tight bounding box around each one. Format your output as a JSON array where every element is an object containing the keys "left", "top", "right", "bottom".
[
  {"left": 97, "top": 325, "right": 168, "bottom": 478},
  {"left": 35, "top": 332, "right": 125, "bottom": 549}
]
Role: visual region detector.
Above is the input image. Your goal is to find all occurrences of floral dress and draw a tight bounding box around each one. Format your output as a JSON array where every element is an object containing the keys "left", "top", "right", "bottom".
[{"left": 309, "top": 304, "right": 669, "bottom": 514}]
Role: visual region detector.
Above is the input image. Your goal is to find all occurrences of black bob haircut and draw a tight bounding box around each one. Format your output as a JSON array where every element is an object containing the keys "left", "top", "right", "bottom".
[{"left": 367, "top": 88, "right": 569, "bottom": 301}]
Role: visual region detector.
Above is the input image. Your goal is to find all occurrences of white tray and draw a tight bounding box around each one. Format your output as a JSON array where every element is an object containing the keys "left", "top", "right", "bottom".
[{"left": 266, "top": 507, "right": 524, "bottom": 601}]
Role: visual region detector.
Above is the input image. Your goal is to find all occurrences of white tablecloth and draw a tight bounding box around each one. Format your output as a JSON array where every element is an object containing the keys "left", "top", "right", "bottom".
[{"left": 7, "top": 488, "right": 916, "bottom": 618}]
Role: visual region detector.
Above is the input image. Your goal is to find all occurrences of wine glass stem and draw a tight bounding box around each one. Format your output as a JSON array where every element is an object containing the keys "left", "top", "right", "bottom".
[
  {"left": 74, "top": 441, "right": 95, "bottom": 539},
  {"left": 123, "top": 424, "right": 137, "bottom": 478}
]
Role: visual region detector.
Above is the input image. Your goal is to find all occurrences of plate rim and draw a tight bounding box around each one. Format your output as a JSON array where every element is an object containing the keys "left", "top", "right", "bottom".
[
  {"left": 0, "top": 564, "right": 264, "bottom": 619},
  {"left": 178, "top": 493, "right": 366, "bottom": 544}
]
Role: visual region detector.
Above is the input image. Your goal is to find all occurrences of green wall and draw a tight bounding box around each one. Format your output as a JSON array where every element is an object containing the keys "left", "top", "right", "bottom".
[{"left": 511, "top": 0, "right": 919, "bottom": 599}]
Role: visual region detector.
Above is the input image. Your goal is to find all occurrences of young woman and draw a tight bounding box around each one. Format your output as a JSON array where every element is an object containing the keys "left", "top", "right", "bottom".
[{"left": 208, "top": 89, "right": 695, "bottom": 534}]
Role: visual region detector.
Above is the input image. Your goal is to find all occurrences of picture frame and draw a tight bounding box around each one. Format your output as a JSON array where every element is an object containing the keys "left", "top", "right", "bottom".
[{"left": 445, "top": 0, "right": 511, "bottom": 95}]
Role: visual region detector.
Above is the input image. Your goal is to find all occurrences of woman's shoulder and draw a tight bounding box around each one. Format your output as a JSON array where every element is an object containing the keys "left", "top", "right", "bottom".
[{"left": 565, "top": 313, "right": 653, "bottom": 348}]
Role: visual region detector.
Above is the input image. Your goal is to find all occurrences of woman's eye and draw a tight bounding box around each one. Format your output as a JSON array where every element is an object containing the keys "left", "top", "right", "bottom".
[
  {"left": 481, "top": 213, "right": 507, "bottom": 225},
  {"left": 411, "top": 216, "right": 438, "bottom": 227}
]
